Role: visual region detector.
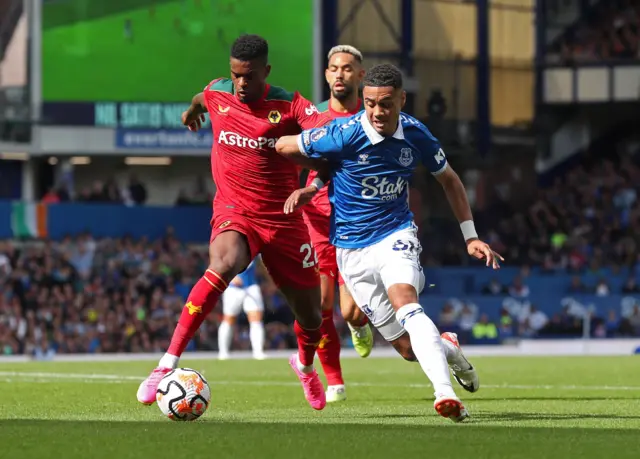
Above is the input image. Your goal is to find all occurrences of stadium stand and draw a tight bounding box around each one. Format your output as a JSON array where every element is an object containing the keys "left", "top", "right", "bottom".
[
  {"left": 549, "top": 0, "right": 640, "bottom": 62},
  {"left": 3, "top": 149, "right": 640, "bottom": 358}
]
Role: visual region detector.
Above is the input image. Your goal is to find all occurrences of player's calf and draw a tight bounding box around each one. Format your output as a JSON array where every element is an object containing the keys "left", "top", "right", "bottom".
[
  {"left": 317, "top": 275, "right": 345, "bottom": 396},
  {"left": 389, "top": 335, "right": 417, "bottom": 362}
]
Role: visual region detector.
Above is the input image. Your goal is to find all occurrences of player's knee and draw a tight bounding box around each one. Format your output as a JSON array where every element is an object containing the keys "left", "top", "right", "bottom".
[
  {"left": 246, "top": 311, "right": 263, "bottom": 322},
  {"left": 298, "top": 301, "right": 323, "bottom": 329},
  {"left": 223, "top": 315, "right": 237, "bottom": 325},
  {"left": 301, "top": 306, "right": 323, "bottom": 329},
  {"left": 208, "top": 231, "right": 251, "bottom": 280},
  {"left": 387, "top": 284, "right": 419, "bottom": 311}
]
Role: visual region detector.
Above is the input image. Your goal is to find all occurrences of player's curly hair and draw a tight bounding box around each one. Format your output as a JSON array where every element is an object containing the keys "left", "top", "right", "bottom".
[
  {"left": 231, "top": 34, "right": 269, "bottom": 63},
  {"left": 363, "top": 64, "right": 403, "bottom": 89}
]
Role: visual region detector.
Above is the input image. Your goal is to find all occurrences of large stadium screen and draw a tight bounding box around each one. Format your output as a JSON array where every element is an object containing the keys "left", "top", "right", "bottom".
[{"left": 41, "top": 0, "right": 314, "bottom": 127}]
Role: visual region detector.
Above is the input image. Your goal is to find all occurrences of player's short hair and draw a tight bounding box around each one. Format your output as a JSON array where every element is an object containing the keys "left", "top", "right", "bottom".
[
  {"left": 231, "top": 35, "right": 269, "bottom": 63},
  {"left": 327, "top": 45, "right": 363, "bottom": 63},
  {"left": 363, "top": 64, "right": 403, "bottom": 89}
]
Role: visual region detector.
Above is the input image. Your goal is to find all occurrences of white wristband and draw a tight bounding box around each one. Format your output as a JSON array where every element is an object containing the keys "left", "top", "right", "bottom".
[
  {"left": 460, "top": 220, "right": 478, "bottom": 241},
  {"left": 310, "top": 177, "right": 324, "bottom": 191}
]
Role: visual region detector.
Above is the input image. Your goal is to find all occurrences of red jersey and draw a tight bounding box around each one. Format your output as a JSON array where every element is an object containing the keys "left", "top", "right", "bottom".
[
  {"left": 305, "top": 98, "right": 363, "bottom": 218},
  {"left": 203, "top": 78, "right": 330, "bottom": 218}
]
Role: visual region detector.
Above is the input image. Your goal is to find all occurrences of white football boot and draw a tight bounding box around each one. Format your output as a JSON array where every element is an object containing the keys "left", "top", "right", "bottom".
[
  {"left": 441, "top": 332, "right": 480, "bottom": 393},
  {"left": 326, "top": 384, "right": 347, "bottom": 403},
  {"left": 434, "top": 394, "right": 470, "bottom": 423}
]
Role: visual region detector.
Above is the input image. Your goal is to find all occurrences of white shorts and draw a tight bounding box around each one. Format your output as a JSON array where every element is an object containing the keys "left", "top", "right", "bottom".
[
  {"left": 336, "top": 225, "right": 424, "bottom": 341},
  {"left": 222, "top": 284, "right": 264, "bottom": 317}
]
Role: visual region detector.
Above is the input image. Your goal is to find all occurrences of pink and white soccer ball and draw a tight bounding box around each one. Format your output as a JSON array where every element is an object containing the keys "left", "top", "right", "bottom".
[{"left": 156, "top": 368, "right": 211, "bottom": 421}]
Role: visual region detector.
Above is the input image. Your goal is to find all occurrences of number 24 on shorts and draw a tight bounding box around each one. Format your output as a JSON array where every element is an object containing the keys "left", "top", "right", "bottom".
[{"left": 300, "top": 243, "right": 319, "bottom": 269}]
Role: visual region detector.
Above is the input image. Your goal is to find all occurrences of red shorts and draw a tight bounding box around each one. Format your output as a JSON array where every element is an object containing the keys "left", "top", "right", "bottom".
[
  {"left": 210, "top": 209, "right": 320, "bottom": 289},
  {"left": 302, "top": 208, "right": 344, "bottom": 287}
]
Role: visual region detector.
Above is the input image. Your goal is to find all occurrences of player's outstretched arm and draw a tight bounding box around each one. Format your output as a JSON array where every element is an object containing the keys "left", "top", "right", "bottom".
[
  {"left": 181, "top": 92, "right": 207, "bottom": 132},
  {"left": 283, "top": 166, "right": 331, "bottom": 214},
  {"left": 435, "top": 165, "right": 504, "bottom": 269},
  {"left": 275, "top": 135, "right": 329, "bottom": 170}
]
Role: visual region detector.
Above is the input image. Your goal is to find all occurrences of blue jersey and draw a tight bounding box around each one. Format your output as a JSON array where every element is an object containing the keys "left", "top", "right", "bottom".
[
  {"left": 238, "top": 258, "right": 259, "bottom": 287},
  {"left": 298, "top": 111, "right": 447, "bottom": 249}
]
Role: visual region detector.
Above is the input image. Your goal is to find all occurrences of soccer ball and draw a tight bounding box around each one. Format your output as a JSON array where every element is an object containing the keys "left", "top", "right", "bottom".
[{"left": 156, "top": 368, "right": 211, "bottom": 421}]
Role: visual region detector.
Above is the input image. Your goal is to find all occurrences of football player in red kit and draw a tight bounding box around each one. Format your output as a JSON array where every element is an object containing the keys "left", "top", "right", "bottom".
[
  {"left": 137, "top": 35, "right": 331, "bottom": 411},
  {"left": 284, "top": 45, "right": 373, "bottom": 403}
]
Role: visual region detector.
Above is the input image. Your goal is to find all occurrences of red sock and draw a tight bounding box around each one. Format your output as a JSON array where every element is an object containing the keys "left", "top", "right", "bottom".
[
  {"left": 293, "top": 320, "right": 322, "bottom": 367},
  {"left": 317, "top": 309, "right": 344, "bottom": 386},
  {"left": 167, "top": 269, "right": 228, "bottom": 356}
]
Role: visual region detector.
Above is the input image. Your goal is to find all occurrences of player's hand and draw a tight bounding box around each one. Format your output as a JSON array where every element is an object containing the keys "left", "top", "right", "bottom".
[
  {"left": 284, "top": 186, "right": 318, "bottom": 214},
  {"left": 467, "top": 239, "right": 504, "bottom": 269},
  {"left": 182, "top": 110, "right": 206, "bottom": 132}
]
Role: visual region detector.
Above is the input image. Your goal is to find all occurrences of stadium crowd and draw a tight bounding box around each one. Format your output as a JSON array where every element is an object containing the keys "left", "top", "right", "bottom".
[
  {"left": 551, "top": 0, "right": 640, "bottom": 62},
  {"left": 0, "top": 233, "right": 305, "bottom": 357},
  {"left": 436, "top": 155, "right": 640, "bottom": 273},
  {"left": 41, "top": 176, "right": 213, "bottom": 207},
  {"left": 3, "top": 153, "right": 640, "bottom": 356}
]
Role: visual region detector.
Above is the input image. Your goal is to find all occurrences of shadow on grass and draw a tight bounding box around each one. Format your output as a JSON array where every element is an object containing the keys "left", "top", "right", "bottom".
[{"left": 0, "top": 419, "right": 638, "bottom": 459}]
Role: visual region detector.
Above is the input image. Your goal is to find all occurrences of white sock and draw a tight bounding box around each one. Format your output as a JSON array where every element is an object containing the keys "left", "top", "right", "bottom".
[
  {"left": 249, "top": 321, "right": 265, "bottom": 355},
  {"left": 158, "top": 353, "right": 179, "bottom": 369},
  {"left": 396, "top": 303, "right": 456, "bottom": 398},
  {"left": 296, "top": 353, "right": 314, "bottom": 374},
  {"left": 218, "top": 321, "right": 233, "bottom": 355}
]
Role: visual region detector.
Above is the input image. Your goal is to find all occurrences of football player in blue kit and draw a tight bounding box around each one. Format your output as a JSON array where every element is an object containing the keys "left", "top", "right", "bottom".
[{"left": 275, "top": 63, "right": 503, "bottom": 422}]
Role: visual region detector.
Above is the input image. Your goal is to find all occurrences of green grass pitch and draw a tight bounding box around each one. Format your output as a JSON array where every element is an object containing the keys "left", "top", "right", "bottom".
[
  {"left": 42, "top": 0, "right": 313, "bottom": 102},
  {"left": 0, "top": 355, "right": 639, "bottom": 459}
]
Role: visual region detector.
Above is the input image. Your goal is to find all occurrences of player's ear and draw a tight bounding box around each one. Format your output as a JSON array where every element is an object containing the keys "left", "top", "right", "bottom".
[
  {"left": 401, "top": 90, "right": 407, "bottom": 109},
  {"left": 264, "top": 64, "right": 272, "bottom": 79},
  {"left": 325, "top": 68, "right": 331, "bottom": 85}
]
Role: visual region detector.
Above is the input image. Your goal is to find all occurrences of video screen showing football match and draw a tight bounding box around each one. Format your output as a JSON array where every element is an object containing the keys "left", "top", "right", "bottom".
[{"left": 41, "top": 0, "right": 313, "bottom": 102}]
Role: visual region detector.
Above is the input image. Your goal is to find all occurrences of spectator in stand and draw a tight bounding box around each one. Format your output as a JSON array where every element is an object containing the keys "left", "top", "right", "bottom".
[
  {"left": 622, "top": 277, "right": 640, "bottom": 293},
  {"left": 520, "top": 306, "right": 549, "bottom": 338},
  {"left": 438, "top": 302, "right": 459, "bottom": 332},
  {"left": 471, "top": 314, "right": 498, "bottom": 341},
  {"left": 606, "top": 310, "right": 622, "bottom": 337},
  {"left": 594, "top": 278, "right": 611, "bottom": 296},
  {"left": 508, "top": 275, "right": 530, "bottom": 298},
  {"left": 568, "top": 276, "right": 588, "bottom": 293},
  {"left": 481, "top": 278, "right": 508, "bottom": 295},
  {"left": 127, "top": 175, "right": 148, "bottom": 205},
  {"left": 42, "top": 188, "right": 60, "bottom": 204},
  {"left": 498, "top": 307, "right": 514, "bottom": 338}
]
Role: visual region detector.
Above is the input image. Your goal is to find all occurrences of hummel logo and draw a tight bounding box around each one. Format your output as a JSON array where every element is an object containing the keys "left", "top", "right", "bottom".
[{"left": 358, "top": 153, "right": 369, "bottom": 165}]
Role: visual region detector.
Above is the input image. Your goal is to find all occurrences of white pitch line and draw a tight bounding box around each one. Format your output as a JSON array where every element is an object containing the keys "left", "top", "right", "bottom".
[{"left": 0, "top": 372, "right": 639, "bottom": 391}]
